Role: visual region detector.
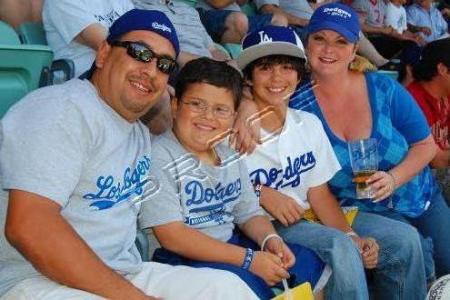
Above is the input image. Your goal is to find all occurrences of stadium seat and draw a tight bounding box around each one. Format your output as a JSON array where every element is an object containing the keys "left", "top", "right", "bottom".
[
  {"left": 377, "top": 70, "right": 399, "bottom": 81},
  {"left": 241, "top": 2, "right": 257, "bottom": 16},
  {"left": 0, "top": 21, "right": 21, "bottom": 45},
  {"left": 17, "top": 22, "right": 48, "bottom": 45},
  {"left": 222, "top": 43, "right": 242, "bottom": 59},
  {"left": 16, "top": 21, "right": 75, "bottom": 84},
  {"left": 0, "top": 22, "right": 54, "bottom": 118}
]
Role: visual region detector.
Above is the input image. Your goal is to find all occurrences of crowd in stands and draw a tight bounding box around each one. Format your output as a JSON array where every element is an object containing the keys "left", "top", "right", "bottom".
[{"left": 0, "top": 0, "right": 449, "bottom": 299}]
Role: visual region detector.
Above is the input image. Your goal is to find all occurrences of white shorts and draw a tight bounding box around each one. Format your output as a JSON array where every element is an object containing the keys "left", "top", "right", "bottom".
[{"left": 1, "top": 262, "right": 258, "bottom": 300}]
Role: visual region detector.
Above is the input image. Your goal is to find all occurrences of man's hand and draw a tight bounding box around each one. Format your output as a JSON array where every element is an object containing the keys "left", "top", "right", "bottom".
[
  {"left": 249, "top": 251, "right": 290, "bottom": 286},
  {"left": 260, "top": 187, "right": 305, "bottom": 227},
  {"left": 264, "top": 238, "right": 296, "bottom": 269},
  {"left": 351, "top": 236, "right": 379, "bottom": 269}
]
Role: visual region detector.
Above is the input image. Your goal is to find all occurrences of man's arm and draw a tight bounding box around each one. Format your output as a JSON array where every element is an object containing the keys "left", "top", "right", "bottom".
[
  {"left": 5, "top": 190, "right": 153, "bottom": 300},
  {"left": 74, "top": 23, "right": 107, "bottom": 50},
  {"left": 259, "top": 4, "right": 308, "bottom": 27}
]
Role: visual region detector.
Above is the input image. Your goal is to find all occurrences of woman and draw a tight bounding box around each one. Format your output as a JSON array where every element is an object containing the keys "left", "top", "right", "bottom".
[{"left": 287, "top": 2, "right": 450, "bottom": 279}]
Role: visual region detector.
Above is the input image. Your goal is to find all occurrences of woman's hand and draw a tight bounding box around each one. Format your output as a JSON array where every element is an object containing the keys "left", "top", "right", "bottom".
[
  {"left": 260, "top": 187, "right": 305, "bottom": 226},
  {"left": 366, "top": 171, "right": 396, "bottom": 202},
  {"left": 249, "top": 251, "right": 290, "bottom": 286}
]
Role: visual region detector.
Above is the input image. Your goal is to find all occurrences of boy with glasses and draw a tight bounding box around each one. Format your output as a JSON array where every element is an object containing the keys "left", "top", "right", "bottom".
[{"left": 139, "top": 57, "right": 330, "bottom": 299}]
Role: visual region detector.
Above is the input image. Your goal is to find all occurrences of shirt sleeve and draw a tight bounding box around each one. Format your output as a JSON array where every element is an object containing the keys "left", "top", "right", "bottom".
[
  {"left": 231, "top": 160, "right": 265, "bottom": 225},
  {"left": 384, "top": 5, "right": 397, "bottom": 28},
  {"left": 0, "top": 94, "right": 87, "bottom": 207},
  {"left": 406, "top": 5, "right": 419, "bottom": 26},
  {"left": 388, "top": 77, "right": 431, "bottom": 144},
  {"left": 44, "top": 0, "right": 102, "bottom": 44},
  {"left": 138, "top": 142, "right": 184, "bottom": 230}
]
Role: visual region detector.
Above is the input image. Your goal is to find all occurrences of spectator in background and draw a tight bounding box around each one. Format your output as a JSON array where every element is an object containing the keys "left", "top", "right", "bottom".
[
  {"left": 133, "top": 0, "right": 231, "bottom": 67},
  {"left": 407, "top": 0, "right": 449, "bottom": 43},
  {"left": 385, "top": 0, "right": 424, "bottom": 43},
  {"left": 352, "top": 0, "right": 417, "bottom": 58},
  {"left": 0, "top": 0, "right": 42, "bottom": 28},
  {"left": 42, "top": 0, "right": 134, "bottom": 77},
  {"left": 195, "top": 0, "right": 287, "bottom": 44},
  {"left": 407, "top": 38, "right": 450, "bottom": 206}
]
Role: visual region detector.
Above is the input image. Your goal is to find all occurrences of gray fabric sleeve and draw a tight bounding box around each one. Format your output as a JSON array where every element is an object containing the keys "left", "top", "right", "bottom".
[
  {"left": 0, "top": 97, "right": 87, "bottom": 207},
  {"left": 44, "top": 0, "right": 100, "bottom": 44}
]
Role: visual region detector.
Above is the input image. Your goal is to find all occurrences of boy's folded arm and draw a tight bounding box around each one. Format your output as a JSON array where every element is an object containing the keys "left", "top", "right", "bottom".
[
  {"left": 153, "top": 221, "right": 246, "bottom": 266},
  {"left": 307, "top": 183, "right": 353, "bottom": 234}
]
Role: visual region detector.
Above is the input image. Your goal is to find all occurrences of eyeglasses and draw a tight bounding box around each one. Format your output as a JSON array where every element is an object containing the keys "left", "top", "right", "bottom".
[
  {"left": 181, "top": 99, "right": 235, "bottom": 119},
  {"left": 110, "top": 40, "right": 177, "bottom": 75}
]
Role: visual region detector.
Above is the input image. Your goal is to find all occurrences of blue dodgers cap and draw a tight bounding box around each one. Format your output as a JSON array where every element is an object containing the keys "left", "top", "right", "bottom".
[
  {"left": 308, "top": 3, "right": 361, "bottom": 43},
  {"left": 107, "top": 9, "right": 180, "bottom": 57},
  {"left": 237, "top": 25, "right": 306, "bottom": 70}
]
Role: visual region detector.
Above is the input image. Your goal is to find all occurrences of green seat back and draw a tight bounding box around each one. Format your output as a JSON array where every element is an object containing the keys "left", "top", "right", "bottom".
[
  {"left": 17, "top": 22, "right": 48, "bottom": 45},
  {"left": 0, "top": 21, "right": 21, "bottom": 45},
  {"left": 241, "top": 2, "right": 257, "bottom": 16},
  {"left": 222, "top": 43, "right": 242, "bottom": 59},
  {"left": 0, "top": 44, "right": 53, "bottom": 118}
]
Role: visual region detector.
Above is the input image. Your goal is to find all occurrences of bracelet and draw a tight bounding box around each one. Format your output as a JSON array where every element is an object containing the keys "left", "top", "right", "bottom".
[
  {"left": 261, "top": 233, "right": 283, "bottom": 251},
  {"left": 254, "top": 183, "right": 262, "bottom": 199},
  {"left": 387, "top": 171, "right": 397, "bottom": 191},
  {"left": 346, "top": 231, "right": 359, "bottom": 238},
  {"left": 241, "top": 248, "right": 254, "bottom": 270}
]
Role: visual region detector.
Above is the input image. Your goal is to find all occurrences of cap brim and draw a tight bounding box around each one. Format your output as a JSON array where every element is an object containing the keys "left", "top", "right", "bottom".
[
  {"left": 307, "top": 21, "right": 359, "bottom": 43},
  {"left": 237, "top": 42, "right": 307, "bottom": 70}
]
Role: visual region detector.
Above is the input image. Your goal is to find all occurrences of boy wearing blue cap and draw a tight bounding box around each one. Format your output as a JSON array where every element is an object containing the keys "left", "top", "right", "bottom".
[
  {"left": 238, "top": 24, "right": 378, "bottom": 300},
  {"left": 139, "top": 57, "right": 330, "bottom": 300},
  {"left": 0, "top": 9, "right": 260, "bottom": 300}
]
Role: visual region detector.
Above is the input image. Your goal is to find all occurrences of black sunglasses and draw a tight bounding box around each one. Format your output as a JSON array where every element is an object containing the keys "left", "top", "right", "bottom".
[{"left": 110, "top": 40, "right": 177, "bottom": 75}]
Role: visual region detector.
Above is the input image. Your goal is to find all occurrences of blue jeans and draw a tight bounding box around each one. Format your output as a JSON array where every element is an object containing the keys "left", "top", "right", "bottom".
[
  {"left": 375, "top": 192, "right": 450, "bottom": 278},
  {"left": 152, "top": 233, "right": 327, "bottom": 300},
  {"left": 275, "top": 211, "right": 427, "bottom": 300},
  {"left": 274, "top": 220, "right": 368, "bottom": 300},
  {"left": 196, "top": 8, "right": 272, "bottom": 42}
]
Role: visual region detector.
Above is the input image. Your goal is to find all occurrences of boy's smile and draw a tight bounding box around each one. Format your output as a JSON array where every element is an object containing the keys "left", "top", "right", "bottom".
[{"left": 172, "top": 82, "right": 236, "bottom": 161}]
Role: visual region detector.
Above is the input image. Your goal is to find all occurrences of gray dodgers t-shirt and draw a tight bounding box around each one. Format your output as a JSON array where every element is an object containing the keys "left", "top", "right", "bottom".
[
  {"left": 139, "top": 131, "right": 264, "bottom": 242},
  {"left": 0, "top": 79, "right": 151, "bottom": 295}
]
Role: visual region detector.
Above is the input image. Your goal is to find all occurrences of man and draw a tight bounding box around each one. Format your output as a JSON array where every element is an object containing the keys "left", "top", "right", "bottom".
[
  {"left": 133, "top": 0, "right": 230, "bottom": 67},
  {"left": 195, "top": 0, "right": 287, "bottom": 44},
  {"left": 351, "top": 0, "right": 418, "bottom": 58},
  {"left": 0, "top": 9, "right": 258, "bottom": 300},
  {"left": 408, "top": 38, "right": 450, "bottom": 211},
  {"left": 0, "top": 0, "right": 42, "bottom": 28},
  {"left": 42, "top": 0, "right": 134, "bottom": 77}
]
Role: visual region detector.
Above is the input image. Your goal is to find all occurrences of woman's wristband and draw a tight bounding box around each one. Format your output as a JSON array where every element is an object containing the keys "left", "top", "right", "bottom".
[
  {"left": 261, "top": 233, "right": 283, "bottom": 251},
  {"left": 241, "top": 248, "right": 254, "bottom": 270}
]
